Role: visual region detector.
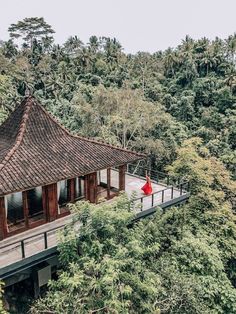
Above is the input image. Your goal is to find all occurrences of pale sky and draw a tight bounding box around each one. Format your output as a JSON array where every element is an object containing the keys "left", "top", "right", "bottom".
[{"left": 0, "top": 0, "right": 235, "bottom": 53}]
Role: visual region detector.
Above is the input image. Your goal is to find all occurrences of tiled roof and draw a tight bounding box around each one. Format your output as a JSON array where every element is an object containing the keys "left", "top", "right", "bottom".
[{"left": 0, "top": 97, "right": 145, "bottom": 196}]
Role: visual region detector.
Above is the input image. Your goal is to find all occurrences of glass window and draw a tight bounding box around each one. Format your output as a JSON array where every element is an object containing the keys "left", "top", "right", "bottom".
[
  {"left": 58, "top": 180, "right": 69, "bottom": 206},
  {"left": 100, "top": 169, "right": 107, "bottom": 186},
  {"left": 27, "top": 187, "right": 44, "bottom": 222},
  {"left": 75, "top": 177, "right": 85, "bottom": 199},
  {"left": 6, "top": 192, "right": 24, "bottom": 232}
]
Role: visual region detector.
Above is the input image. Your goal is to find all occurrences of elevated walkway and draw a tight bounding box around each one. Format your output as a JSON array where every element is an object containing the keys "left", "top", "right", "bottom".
[{"left": 0, "top": 168, "right": 190, "bottom": 284}]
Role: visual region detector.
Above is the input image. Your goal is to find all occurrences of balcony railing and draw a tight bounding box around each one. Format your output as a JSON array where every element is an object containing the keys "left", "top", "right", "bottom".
[
  {"left": 127, "top": 163, "right": 190, "bottom": 190},
  {"left": 0, "top": 224, "right": 65, "bottom": 262},
  {"left": 127, "top": 163, "right": 190, "bottom": 213},
  {"left": 0, "top": 166, "right": 190, "bottom": 271}
]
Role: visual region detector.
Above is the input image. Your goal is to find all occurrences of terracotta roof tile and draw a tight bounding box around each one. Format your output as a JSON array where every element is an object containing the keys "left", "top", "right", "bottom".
[{"left": 0, "top": 97, "right": 145, "bottom": 195}]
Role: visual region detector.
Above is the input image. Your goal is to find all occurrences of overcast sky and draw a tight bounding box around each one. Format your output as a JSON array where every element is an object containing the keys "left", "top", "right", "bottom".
[{"left": 0, "top": 0, "right": 235, "bottom": 53}]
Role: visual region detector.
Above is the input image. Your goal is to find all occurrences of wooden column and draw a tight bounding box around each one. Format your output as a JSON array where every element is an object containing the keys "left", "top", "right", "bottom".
[
  {"left": 85, "top": 172, "right": 97, "bottom": 203},
  {"left": 23, "top": 191, "right": 29, "bottom": 228},
  {"left": 107, "top": 168, "right": 111, "bottom": 199},
  {"left": 84, "top": 176, "right": 88, "bottom": 200},
  {"left": 42, "top": 183, "right": 58, "bottom": 222},
  {"left": 78, "top": 178, "right": 82, "bottom": 197},
  {"left": 68, "top": 178, "right": 76, "bottom": 202},
  {"left": 119, "top": 165, "right": 126, "bottom": 191},
  {"left": 0, "top": 197, "right": 8, "bottom": 240}
]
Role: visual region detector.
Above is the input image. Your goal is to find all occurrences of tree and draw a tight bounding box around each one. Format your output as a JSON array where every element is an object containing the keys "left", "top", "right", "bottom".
[
  {"left": 0, "top": 282, "right": 7, "bottom": 314},
  {"left": 0, "top": 39, "right": 18, "bottom": 59},
  {"left": 30, "top": 195, "right": 162, "bottom": 314},
  {"left": 167, "top": 137, "right": 236, "bottom": 201},
  {"left": 30, "top": 177, "right": 236, "bottom": 313},
  {"left": 8, "top": 17, "right": 55, "bottom": 49},
  {"left": 163, "top": 48, "right": 179, "bottom": 77},
  {"left": 63, "top": 36, "right": 83, "bottom": 55}
]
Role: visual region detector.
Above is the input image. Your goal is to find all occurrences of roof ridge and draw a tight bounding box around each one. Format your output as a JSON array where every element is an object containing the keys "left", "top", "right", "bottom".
[
  {"left": 36, "top": 99, "right": 145, "bottom": 158},
  {"left": 72, "top": 134, "right": 146, "bottom": 157},
  {"left": 0, "top": 97, "right": 145, "bottom": 195},
  {"left": 0, "top": 97, "right": 33, "bottom": 172}
]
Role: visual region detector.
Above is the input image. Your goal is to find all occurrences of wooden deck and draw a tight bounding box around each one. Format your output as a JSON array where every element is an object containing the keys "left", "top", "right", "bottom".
[
  {"left": 100, "top": 170, "right": 183, "bottom": 212},
  {"left": 0, "top": 170, "right": 189, "bottom": 273}
]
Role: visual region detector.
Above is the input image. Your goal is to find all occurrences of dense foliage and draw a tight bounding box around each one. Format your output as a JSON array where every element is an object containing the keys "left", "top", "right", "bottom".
[
  {"left": 0, "top": 282, "right": 6, "bottom": 314},
  {"left": 31, "top": 140, "right": 236, "bottom": 313},
  {"left": 0, "top": 18, "right": 235, "bottom": 174},
  {"left": 0, "top": 17, "right": 235, "bottom": 313}
]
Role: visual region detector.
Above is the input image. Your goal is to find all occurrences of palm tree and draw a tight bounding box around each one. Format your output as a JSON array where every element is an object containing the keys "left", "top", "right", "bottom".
[
  {"left": 200, "top": 49, "right": 217, "bottom": 75},
  {"left": 102, "top": 37, "right": 122, "bottom": 66},
  {"left": 180, "top": 35, "right": 194, "bottom": 53},
  {"left": 226, "top": 34, "right": 236, "bottom": 63},
  {"left": 1, "top": 39, "right": 18, "bottom": 59},
  {"left": 63, "top": 36, "right": 83, "bottom": 55},
  {"left": 163, "top": 48, "right": 179, "bottom": 76},
  {"left": 88, "top": 35, "right": 100, "bottom": 54}
]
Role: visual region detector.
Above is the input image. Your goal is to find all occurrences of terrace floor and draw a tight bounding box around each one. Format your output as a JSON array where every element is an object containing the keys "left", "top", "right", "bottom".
[{"left": 0, "top": 170, "right": 188, "bottom": 271}]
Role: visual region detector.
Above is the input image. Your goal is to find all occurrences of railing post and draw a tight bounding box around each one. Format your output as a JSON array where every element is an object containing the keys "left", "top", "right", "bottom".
[
  {"left": 152, "top": 194, "right": 154, "bottom": 207},
  {"left": 141, "top": 198, "right": 143, "bottom": 211},
  {"left": 162, "top": 190, "right": 164, "bottom": 203},
  {"left": 180, "top": 184, "right": 183, "bottom": 196},
  {"left": 171, "top": 187, "right": 174, "bottom": 199},
  {"left": 21, "top": 240, "right": 25, "bottom": 258},
  {"left": 44, "top": 232, "right": 48, "bottom": 249}
]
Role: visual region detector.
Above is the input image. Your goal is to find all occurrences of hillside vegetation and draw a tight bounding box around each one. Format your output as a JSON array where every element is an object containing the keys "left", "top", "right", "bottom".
[
  {"left": 0, "top": 17, "right": 235, "bottom": 313},
  {"left": 0, "top": 17, "right": 235, "bottom": 175},
  {"left": 31, "top": 141, "right": 236, "bottom": 313}
]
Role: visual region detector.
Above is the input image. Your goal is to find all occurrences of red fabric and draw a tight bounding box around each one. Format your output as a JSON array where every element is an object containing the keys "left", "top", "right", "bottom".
[{"left": 141, "top": 176, "right": 153, "bottom": 195}]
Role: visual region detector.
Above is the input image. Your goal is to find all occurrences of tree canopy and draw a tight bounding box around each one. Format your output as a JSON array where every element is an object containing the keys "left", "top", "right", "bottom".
[
  {"left": 0, "top": 17, "right": 236, "bottom": 313},
  {"left": 0, "top": 19, "right": 235, "bottom": 175},
  {"left": 30, "top": 142, "right": 236, "bottom": 313},
  {"left": 8, "top": 17, "right": 55, "bottom": 49}
]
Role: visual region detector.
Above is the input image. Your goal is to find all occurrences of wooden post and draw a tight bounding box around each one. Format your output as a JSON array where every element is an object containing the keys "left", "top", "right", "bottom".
[
  {"left": 23, "top": 191, "right": 29, "bottom": 228},
  {"left": 0, "top": 197, "right": 8, "bottom": 240},
  {"left": 85, "top": 172, "right": 97, "bottom": 203},
  {"left": 78, "top": 178, "right": 82, "bottom": 197},
  {"left": 107, "top": 168, "right": 111, "bottom": 199},
  {"left": 119, "top": 165, "right": 126, "bottom": 191},
  {"left": 42, "top": 183, "right": 58, "bottom": 222},
  {"left": 84, "top": 176, "right": 88, "bottom": 200},
  {"left": 68, "top": 178, "right": 76, "bottom": 202}
]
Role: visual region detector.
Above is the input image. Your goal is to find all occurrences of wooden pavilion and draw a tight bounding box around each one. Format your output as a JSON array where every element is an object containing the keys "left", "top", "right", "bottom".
[{"left": 0, "top": 97, "right": 144, "bottom": 240}]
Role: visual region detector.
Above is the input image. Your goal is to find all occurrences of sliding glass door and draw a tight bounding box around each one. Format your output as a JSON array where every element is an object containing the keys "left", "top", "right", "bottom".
[{"left": 6, "top": 192, "right": 25, "bottom": 233}]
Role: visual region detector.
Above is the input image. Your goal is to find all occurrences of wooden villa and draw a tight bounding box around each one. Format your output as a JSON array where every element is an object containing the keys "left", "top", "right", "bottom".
[{"left": 0, "top": 96, "right": 144, "bottom": 240}]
